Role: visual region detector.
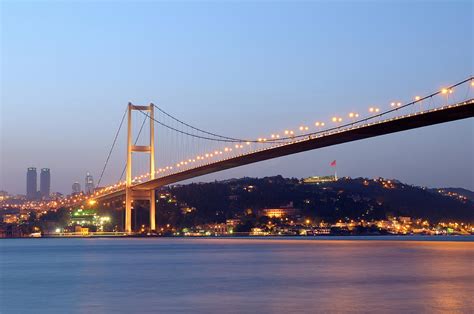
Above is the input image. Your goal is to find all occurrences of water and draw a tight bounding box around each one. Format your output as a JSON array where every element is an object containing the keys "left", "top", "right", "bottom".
[{"left": 1, "top": 237, "right": 473, "bottom": 313}]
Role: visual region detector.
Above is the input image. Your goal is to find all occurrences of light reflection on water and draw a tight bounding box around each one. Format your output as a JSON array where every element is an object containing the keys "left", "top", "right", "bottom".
[{"left": 1, "top": 237, "right": 473, "bottom": 313}]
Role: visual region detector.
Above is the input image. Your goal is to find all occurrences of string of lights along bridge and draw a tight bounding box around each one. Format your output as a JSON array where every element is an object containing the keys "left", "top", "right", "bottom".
[{"left": 56, "top": 77, "right": 473, "bottom": 232}]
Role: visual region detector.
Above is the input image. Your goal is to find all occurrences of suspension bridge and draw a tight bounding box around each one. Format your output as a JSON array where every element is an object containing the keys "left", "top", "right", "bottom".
[{"left": 60, "top": 77, "right": 474, "bottom": 233}]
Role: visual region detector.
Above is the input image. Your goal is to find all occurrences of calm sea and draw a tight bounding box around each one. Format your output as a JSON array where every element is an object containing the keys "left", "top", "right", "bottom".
[{"left": 1, "top": 237, "right": 473, "bottom": 313}]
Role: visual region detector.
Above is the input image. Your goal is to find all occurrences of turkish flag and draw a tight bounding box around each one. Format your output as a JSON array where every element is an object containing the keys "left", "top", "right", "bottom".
[{"left": 330, "top": 160, "right": 336, "bottom": 167}]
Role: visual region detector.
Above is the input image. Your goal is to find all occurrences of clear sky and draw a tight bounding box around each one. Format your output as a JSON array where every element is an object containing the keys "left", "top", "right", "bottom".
[{"left": 1, "top": 0, "right": 473, "bottom": 195}]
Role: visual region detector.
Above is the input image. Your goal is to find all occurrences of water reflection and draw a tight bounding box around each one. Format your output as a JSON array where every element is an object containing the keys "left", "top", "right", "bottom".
[{"left": 1, "top": 238, "right": 473, "bottom": 313}]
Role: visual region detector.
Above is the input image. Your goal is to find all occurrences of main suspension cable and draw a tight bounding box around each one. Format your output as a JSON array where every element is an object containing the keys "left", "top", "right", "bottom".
[{"left": 153, "top": 104, "right": 243, "bottom": 141}]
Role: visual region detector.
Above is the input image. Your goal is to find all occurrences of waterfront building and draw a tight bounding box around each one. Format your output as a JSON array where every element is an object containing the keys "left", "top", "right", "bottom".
[
  {"left": 40, "top": 168, "right": 51, "bottom": 199},
  {"left": 26, "top": 167, "right": 37, "bottom": 200}
]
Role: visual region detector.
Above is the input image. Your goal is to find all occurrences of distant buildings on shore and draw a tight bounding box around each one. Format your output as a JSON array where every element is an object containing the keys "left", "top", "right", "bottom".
[
  {"left": 85, "top": 173, "right": 94, "bottom": 194},
  {"left": 26, "top": 167, "right": 50, "bottom": 200},
  {"left": 72, "top": 173, "right": 95, "bottom": 195},
  {"left": 25, "top": 167, "right": 96, "bottom": 199}
]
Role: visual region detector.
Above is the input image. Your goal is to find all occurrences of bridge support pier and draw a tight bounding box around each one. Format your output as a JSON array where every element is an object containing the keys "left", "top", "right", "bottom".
[
  {"left": 150, "top": 190, "right": 156, "bottom": 231},
  {"left": 125, "top": 103, "right": 156, "bottom": 233},
  {"left": 125, "top": 188, "right": 132, "bottom": 233}
]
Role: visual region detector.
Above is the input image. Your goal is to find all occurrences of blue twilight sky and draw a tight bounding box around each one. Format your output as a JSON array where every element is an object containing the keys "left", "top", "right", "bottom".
[{"left": 0, "top": 0, "right": 473, "bottom": 195}]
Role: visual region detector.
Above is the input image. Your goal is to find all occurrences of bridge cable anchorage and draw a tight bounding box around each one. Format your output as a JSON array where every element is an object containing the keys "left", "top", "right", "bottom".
[
  {"left": 119, "top": 114, "right": 148, "bottom": 182},
  {"left": 97, "top": 105, "right": 128, "bottom": 187}
]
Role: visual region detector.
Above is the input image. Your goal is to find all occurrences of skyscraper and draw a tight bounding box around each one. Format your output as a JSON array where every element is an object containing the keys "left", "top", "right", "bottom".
[
  {"left": 26, "top": 167, "right": 37, "bottom": 200},
  {"left": 40, "top": 168, "right": 51, "bottom": 199},
  {"left": 72, "top": 182, "right": 81, "bottom": 195},
  {"left": 85, "top": 173, "right": 94, "bottom": 194}
]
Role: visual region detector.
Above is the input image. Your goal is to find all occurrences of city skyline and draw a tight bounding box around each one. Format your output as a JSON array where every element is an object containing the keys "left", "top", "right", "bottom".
[{"left": 1, "top": 1, "right": 473, "bottom": 195}]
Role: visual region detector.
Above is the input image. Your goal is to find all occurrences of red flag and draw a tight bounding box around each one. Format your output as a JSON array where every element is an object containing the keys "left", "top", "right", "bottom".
[{"left": 330, "top": 160, "right": 336, "bottom": 167}]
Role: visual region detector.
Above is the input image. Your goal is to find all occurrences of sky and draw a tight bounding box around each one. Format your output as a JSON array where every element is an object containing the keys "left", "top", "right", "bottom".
[{"left": 1, "top": 0, "right": 473, "bottom": 195}]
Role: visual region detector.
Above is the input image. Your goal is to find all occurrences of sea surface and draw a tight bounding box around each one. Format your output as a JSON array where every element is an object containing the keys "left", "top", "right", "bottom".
[{"left": 1, "top": 237, "right": 473, "bottom": 314}]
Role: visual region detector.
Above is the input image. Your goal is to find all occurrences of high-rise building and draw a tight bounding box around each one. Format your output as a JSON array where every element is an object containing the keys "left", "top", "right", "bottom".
[
  {"left": 40, "top": 168, "right": 51, "bottom": 199},
  {"left": 26, "top": 167, "right": 37, "bottom": 200},
  {"left": 85, "top": 173, "right": 94, "bottom": 194},
  {"left": 72, "top": 182, "right": 81, "bottom": 195}
]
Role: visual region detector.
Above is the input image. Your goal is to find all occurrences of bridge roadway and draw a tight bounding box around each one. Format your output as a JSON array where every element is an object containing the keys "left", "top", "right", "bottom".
[{"left": 94, "top": 99, "right": 474, "bottom": 202}]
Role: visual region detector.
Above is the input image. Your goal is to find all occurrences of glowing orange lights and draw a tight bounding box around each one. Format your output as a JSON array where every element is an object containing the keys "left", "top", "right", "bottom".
[{"left": 348, "top": 112, "right": 359, "bottom": 118}]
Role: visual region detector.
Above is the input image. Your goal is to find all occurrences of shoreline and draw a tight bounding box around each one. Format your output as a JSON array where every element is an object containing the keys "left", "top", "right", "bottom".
[{"left": 2, "top": 234, "right": 474, "bottom": 242}]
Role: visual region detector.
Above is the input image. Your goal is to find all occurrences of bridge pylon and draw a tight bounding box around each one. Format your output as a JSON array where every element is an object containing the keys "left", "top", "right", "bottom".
[{"left": 125, "top": 103, "right": 155, "bottom": 233}]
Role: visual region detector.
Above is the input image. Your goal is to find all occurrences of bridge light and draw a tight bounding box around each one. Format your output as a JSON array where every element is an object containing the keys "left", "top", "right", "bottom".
[
  {"left": 414, "top": 96, "right": 421, "bottom": 101},
  {"left": 331, "top": 117, "right": 338, "bottom": 122},
  {"left": 441, "top": 88, "right": 448, "bottom": 94},
  {"left": 246, "top": 141, "right": 250, "bottom": 145},
  {"left": 471, "top": 80, "right": 474, "bottom": 87},
  {"left": 284, "top": 130, "right": 289, "bottom": 135},
  {"left": 348, "top": 112, "right": 359, "bottom": 118}
]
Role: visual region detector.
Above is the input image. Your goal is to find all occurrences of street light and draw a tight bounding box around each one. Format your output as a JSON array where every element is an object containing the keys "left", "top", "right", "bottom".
[
  {"left": 348, "top": 112, "right": 359, "bottom": 118},
  {"left": 314, "top": 121, "right": 325, "bottom": 132},
  {"left": 348, "top": 112, "right": 359, "bottom": 124},
  {"left": 441, "top": 88, "right": 453, "bottom": 105},
  {"left": 414, "top": 96, "right": 422, "bottom": 112},
  {"left": 369, "top": 107, "right": 380, "bottom": 113}
]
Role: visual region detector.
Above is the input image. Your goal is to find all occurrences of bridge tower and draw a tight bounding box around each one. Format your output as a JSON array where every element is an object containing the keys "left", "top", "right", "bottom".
[{"left": 125, "top": 103, "right": 155, "bottom": 233}]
